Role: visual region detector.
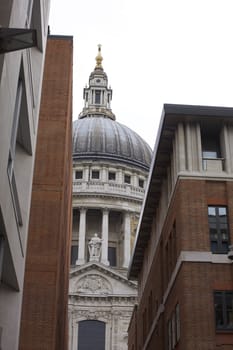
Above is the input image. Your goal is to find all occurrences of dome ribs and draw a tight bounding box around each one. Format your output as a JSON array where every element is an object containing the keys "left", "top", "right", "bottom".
[{"left": 72, "top": 117, "right": 152, "bottom": 170}]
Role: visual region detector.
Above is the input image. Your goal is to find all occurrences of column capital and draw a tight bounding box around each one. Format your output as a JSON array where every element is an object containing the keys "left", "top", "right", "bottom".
[
  {"left": 102, "top": 208, "right": 109, "bottom": 215},
  {"left": 79, "top": 207, "right": 87, "bottom": 214}
]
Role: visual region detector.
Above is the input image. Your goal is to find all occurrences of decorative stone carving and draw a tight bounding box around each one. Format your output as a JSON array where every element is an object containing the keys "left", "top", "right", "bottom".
[{"left": 76, "top": 275, "right": 112, "bottom": 295}]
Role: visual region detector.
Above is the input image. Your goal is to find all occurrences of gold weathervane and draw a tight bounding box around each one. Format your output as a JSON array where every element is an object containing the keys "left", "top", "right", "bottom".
[{"left": 95, "top": 44, "right": 103, "bottom": 69}]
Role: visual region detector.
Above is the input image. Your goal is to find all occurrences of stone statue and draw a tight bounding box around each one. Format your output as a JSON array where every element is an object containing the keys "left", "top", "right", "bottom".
[{"left": 88, "top": 233, "right": 102, "bottom": 261}]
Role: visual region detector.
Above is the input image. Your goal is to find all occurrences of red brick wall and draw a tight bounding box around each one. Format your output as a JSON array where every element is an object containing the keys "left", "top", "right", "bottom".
[
  {"left": 129, "top": 178, "right": 233, "bottom": 349},
  {"left": 19, "top": 36, "right": 73, "bottom": 350}
]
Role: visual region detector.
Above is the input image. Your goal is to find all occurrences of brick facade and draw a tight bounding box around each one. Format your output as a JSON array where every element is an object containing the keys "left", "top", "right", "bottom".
[
  {"left": 128, "top": 105, "right": 233, "bottom": 350},
  {"left": 19, "top": 36, "right": 73, "bottom": 350}
]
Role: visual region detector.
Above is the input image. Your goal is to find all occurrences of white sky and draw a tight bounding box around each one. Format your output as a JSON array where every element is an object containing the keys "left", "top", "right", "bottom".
[{"left": 49, "top": 0, "right": 233, "bottom": 149}]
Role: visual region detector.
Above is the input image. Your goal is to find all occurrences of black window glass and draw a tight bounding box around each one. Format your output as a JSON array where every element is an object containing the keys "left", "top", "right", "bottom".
[
  {"left": 92, "top": 170, "right": 99, "bottom": 179},
  {"left": 214, "top": 291, "right": 233, "bottom": 330},
  {"left": 75, "top": 171, "right": 83, "bottom": 179},
  {"left": 108, "top": 247, "right": 116, "bottom": 266},
  {"left": 108, "top": 172, "right": 116, "bottom": 181},
  {"left": 78, "top": 320, "right": 105, "bottom": 350},
  {"left": 124, "top": 175, "right": 131, "bottom": 184},
  {"left": 139, "top": 179, "right": 144, "bottom": 188},
  {"left": 70, "top": 245, "right": 78, "bottom": 266}
]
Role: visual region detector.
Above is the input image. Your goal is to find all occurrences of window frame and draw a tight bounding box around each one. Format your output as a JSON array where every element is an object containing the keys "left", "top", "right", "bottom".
[
  {"left": 208, "top": 205, "right": 230, "bottom": 254},
  {"left": 108, "top": 171, "right": 116, "bottom": 181},
  {"left": 124, "top": 174, "right": 131, "bottom": 184},
  {"left": 75, "top": 170, "right": 83, "bottom": 180},
  {"left": 91, "top": 170, "right": 100, "bottom": 180},
  {"left": 214, "top": 290, "right": 233, "bottom": 331}
]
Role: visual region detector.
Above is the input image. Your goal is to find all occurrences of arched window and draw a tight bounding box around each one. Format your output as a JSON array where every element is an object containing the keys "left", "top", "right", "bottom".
[{"left": 78, "top": 320, "right": 105, "bottom": 350}]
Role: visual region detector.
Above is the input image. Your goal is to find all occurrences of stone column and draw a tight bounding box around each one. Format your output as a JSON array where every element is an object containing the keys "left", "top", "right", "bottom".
[
  {"left": 177, "top": 122, "right": 186, "bottom": 171},
  {"left": 101, "top": 208, "right": 109, "bottom": 265},
  {"left": 76, "top": 208, "right": 86, "bottom": 265},
  {"left": 123, "top": 211, "right": 131, "bottom": 268}
]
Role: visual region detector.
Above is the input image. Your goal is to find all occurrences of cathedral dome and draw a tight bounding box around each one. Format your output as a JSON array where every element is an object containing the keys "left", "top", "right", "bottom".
[
  {"left": 72, "top": 45, "right": 152, "bottom": 170},
  {"left": 72, "top": 117, "right": 152, "bottom": 170}
]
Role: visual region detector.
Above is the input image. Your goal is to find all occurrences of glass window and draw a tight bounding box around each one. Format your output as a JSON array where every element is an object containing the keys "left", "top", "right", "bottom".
[
  {"left": 70, "top": 245, "right": 78, "bottom": 266},
  {"left": 201, "top": 128, "right": 221, "bottom": 159},
  {"left": 139, "top": 179, "right": 144, "bottom": 188},
  {"left": 124, "top": 174, "right": 131, "bottom": 184},
  {"left": 108, "top": 246, "right": 116, "bottom": 266},
  {"left": 108, "top": 172, "right": 116, "bottom": 181},
  {"left": 75, "top": 170, "right": 83, "bottom": 179},
  {"left": 95, "top": 90, "right": 101, "bottom": 104},
  {"left": 208, "top": 206, "right": 229, "bottom": 254},
  {"left": 214, "top": 291, "right": 233, "bottom": 330},
  {"left": 78, "top": 320, "right": 105, "bottom": 350},
  {"left": 92, "top": 170, "right": 100, "bottom": 179}
]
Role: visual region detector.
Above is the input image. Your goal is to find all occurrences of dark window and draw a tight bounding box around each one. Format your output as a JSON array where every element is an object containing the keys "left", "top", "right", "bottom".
[
  {"left": 124, "top": 174, "right": 131, "bottom": 184},
  {"left": 95, "top": 90, "right": 101, "bottom": 104},
  {"left": 92, "top": 170, "right": 100, "bottom": 179},
  {"left": 201, "top": 127, "right": 221, "bottom": 159},
  {"left": 108, "top": 246, "right": 116, "bottom": 266},
  {"left": 208, "top": 206, "right": 229, "bottom": 253},
  {"left": 139, "top": 179, "right": 144, "bottom": 188},
  {"left": 70, "top": 245, "right": 78, "bottom": 266},
  {"left": 78, "top": 320, "right": 105, "bottom": 350},
  {"left": 7, "top": 70, "right": 31, "bottom": 227},
  {"left": 168, "top": 303, "right": 180, "bottom": 350},
  {"left": 75, "top": 170, "right": 83, "bottom": 179},
  {"left": 108, "top": 172, "right": 116, "bottom": 181},
  {"left": 214, "top": 291, "right": 233, "bottom": 330}
]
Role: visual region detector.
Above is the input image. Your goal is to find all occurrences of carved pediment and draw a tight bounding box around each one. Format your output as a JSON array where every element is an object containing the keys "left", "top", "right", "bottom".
[{"left": 76, "top": 275, "right": 112, "bottom": 295}]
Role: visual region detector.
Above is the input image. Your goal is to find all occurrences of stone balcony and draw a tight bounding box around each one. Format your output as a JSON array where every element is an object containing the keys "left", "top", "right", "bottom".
[{"left": 73, "top": 180, "right": 145, "bottom": 200}]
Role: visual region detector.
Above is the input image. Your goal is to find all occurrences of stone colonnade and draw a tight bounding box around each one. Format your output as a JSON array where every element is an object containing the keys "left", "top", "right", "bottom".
[{"left": 76, "top": 208, "right": 131, "bottom": 267}]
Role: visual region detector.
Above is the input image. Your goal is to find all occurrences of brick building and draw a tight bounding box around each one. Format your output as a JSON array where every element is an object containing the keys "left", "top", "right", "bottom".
[
  {"left": 128, "top": 104, "right": 233, "bottom": 349},
  {"left": 19, "top": 36, "right": 73, "bottom": 350}
]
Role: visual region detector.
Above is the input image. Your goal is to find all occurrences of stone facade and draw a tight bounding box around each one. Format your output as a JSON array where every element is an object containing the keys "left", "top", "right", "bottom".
[{"left": 69, "top": 47, "right": 152, "bottom": 349}]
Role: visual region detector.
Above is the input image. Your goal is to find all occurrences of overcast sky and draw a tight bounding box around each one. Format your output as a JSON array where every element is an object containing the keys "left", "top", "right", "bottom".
[{"left": 49, "top": 0, "right": 233, "bottom": 148}]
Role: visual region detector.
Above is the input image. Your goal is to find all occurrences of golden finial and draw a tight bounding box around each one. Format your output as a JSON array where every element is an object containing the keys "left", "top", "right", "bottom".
[{"left": 95, "top": 44, "right": 103, "bottom": 69}]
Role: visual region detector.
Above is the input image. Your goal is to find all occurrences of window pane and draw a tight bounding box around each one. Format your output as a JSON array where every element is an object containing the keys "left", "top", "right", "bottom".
[
  {"left": 108, "top": 246, "right": 116, "bottom": 266},
  {"left": 208, "top": 206, "right": 229, "bottom": 254},
  {"left": 92, "top": 170, "right": 99, "bottom": 179},
  {"left": 108, "top": 172, "right": 116, "bottom": 181},
  {"left": 214, "top": 293, "right": 224, "bottom": 328},
  {"left": 139, "top": 179, "right": 144, "bottom": 188},
  {"left": 219, "top": 207, "right": 226, "bottom": 216},
  {"left": 75, "top": 171, "right": 83, "bottom": 179},
  {"left": 208, "top": 207, "right": 216, "bottom": 216},
  {"left": 226, "top": 293, "right": 233, "bottom": 329},
  {"left": 95, "top": 90, "right": 101, "bottom": 104},
  {"left": 124, "top": 175, "right": 131, "bottom": 184},
  {"left": 70, "top": 245, "right": 78, "bottom": 266}
]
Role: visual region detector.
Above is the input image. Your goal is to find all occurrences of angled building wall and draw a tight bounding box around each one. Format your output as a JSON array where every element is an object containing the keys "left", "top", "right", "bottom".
[
  {"left": 0, "top": 1, "right": 50, "bottom": 349},
  {"left": 128, "top": 104, "right": 233, "bottom": 350}
]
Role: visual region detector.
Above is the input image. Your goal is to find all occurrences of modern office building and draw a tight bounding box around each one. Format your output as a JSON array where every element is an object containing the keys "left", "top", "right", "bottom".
[
  {"left": 19, "top": 35, "right": 73, "bottom": 350},
  {"left": 0, "top": 1, "right": 50, "bottom": 349},
  {"left": 69, "top": 46, "right": 152, "bottom": 350},
  {"left": 128, "top": 104, "right": 233, "bottom": 349}
]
